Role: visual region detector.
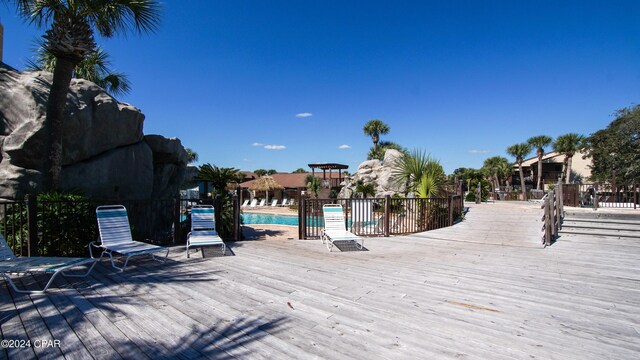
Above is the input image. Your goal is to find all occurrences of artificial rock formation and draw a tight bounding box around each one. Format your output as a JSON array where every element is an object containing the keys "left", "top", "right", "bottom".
[
  {"left": 0, "top": 63, "right": 187, "bottom": 200},
  {"left": 338, "top": 149, "right": 407, "bottom": 198}
]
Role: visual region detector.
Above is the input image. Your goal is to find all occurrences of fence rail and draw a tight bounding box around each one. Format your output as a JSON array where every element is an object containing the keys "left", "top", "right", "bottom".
[{"left": 299, "top": 195, "right": 464, "bottom": 239}]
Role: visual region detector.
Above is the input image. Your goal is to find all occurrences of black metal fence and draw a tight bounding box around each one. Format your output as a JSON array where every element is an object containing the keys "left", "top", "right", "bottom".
[
  {"left": 1, "top": 194, "right": 241, "bottom": 258},
  {"left": 298, "top": 195, "right": 464, "bottom": 239}
]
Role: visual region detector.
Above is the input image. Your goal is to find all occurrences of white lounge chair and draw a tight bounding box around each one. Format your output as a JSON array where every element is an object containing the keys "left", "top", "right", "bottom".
[
  {"left": 91, "top": 205, "right": 169, "bottom": 271},
  {"left": 258, "top": 199, "right": 266, "bottom": 207},
  {"left": 270, "top": 199, "right": 279, "bottom": 207},
  {"left": 241, "top": 199, "right": 249, "bottom": 207},
  {"left": 249, "top": 199, "right": 258, "bottom": 208},
  {"left": 322, "top": 204, "right": 364, "bottom": 252},
  {"left": 1, "top": 234, "right": 97, "bottom": 293},
  {"left": 187, "top": 205, "right": 225, "bottom": 258},
  {"left": 280, "top": 198, "right": 289, "bottom": 207}
]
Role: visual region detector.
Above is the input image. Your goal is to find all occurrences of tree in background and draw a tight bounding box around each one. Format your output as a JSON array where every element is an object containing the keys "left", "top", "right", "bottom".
[
  {"left": 305, "top": 175, "right": 322, "bottom": 198},
  {"left": 583, "top": 105, "right": 640, "bottom": 186},
  {"left": 363, "top": 119, "right": 390, "bottom": 149},
  {"left": 527, "top": 135, "right": 553, "bottom": 190},
  {"left": 292, "top": 168, "right": 308, "bottom": 173},
  {"left": 185, "top": 148, "right": 198, "bottom": 164},
  {"left": 254, "top": 169, "right": 267, "bottom": 177},
  {"left": 26, "top": 43, "right": 131, "bottom": 96},
  {"left": 267, "top": 169, "right": 277, "bottom": 175},
  {"left": 482, "top": 156, "right": 510, "bottom": 192},
  {"left": 506, "top": 143, "right": 532, "bottom": 200},
  {"left": 8, "top": 0, "right": 161, "bottom": 191},
  {"left": 553, "top": 133, "right": 585, "bottom": 184},
  {"left": 367, "top": 141, "right": 407, "bottom": 161}
]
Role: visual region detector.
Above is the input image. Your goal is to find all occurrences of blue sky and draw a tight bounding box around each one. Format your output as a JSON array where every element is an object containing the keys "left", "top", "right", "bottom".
[{"left": 1, "top": 1, "right": 639, "bottom": 173}]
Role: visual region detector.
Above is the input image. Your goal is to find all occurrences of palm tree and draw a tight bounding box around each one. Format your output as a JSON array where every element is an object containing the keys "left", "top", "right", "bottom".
[
  {"left": 254, "top": 169, "right": 268, "bottom": 177},
  {"left": 355, "top": 181, "right": 376, "bottom": 198},
  {"left": 527, "top": 135, "right": 553, "bottom": 190},
  {"left": 506, "top": 143, "right": 532, "bottom": 201},
  {"left": 482, "top": 156, "right": 509, "bottom": 192},
  {"left": 26, "top": 43, "right": 131, "bottom": 96},
  {"left": 9, "top": 0, "right": 161, "bottom": 191},
  {"left": 185, "top": 148, "right": 198, "bottom": 164},
  {"left": 363, "top": 119, "right": 390, "bottom": 149},
  {"left": 198, "top": 164, "right": 243, "bottom": 195},
  {"left": 391, "top": 149, "right": 445, "bottom": 196},
  {"left": 553, "top": 133, "right": 585, "bottom": 184}
]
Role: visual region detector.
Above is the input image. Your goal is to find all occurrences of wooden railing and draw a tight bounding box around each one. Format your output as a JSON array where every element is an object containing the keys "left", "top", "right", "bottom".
[
  {"left": 541, "top": 181, "right": 564, "bottom": 247},
  {"left": 563, "top": 183, "right": 639, "bottom": 209},
  {"left": 298, "top": 195, "right": 464, "bottom": 239}
]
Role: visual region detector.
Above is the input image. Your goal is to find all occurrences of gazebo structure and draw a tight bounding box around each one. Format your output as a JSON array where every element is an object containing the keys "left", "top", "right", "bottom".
[{"left": 308, "top": 163, "right": 349, "bottom": 189}]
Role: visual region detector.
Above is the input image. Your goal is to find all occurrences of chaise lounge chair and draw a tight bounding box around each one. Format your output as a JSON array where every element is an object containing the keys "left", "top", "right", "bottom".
[
  {"left": 249, "top": 199, "right": 258, "bottom": 208},
  {"left": 186, "top": 205, "right": 225, "bottom": 257},
  {"left": 0, "top": 234, "right": 97, "bottom": 293},
  {"left": 270, "top": 199, "right": 279, "bottom": 207},
  {"left": 241, "top": 199, "right": 250, "bottom": 207},
  {"left": 322, "top": 204, "right": 364, "bottom": 252},
  {"left": 280, "top": 198, "right": 289, "bottom": 207},
  {"left": 90, "top": 205, "right": 169, "bottom": 271},
  {"left": 258, "top": 199, "right": 266, "bottom": 207}
]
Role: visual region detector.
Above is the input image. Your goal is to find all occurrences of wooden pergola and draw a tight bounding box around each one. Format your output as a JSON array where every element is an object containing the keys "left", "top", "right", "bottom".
[{"left": 308, "top": 163, "right": 349, "bottom": 188}]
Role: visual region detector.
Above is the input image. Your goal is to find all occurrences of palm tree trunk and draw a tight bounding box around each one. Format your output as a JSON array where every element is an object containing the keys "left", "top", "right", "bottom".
[
  {"left": 373, "top": 134, "right": 379, "bottom": 149},
  {"left": 44, "top": 57, "right": 76, "bottom": 191},
  {"left": 536, "top": 152, "right": 543, "bottom": 190},
  {"left": 566, "top": 156, "right": 573, "bottom": 184},
  {"left": 519, "top": 164, "right": 527, "bottom": 201}
]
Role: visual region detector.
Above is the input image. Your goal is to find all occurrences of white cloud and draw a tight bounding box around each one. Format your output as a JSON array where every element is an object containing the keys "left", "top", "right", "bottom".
[
  {"left": 252, "top": 142, "right": 264, "bottom": 147},
  {"left": 295, "top": 112, "right": 313, "bottom": 118},
  {"left": 243, "top": 158, "right": 251, "bottom": 162},
  {"left": 264, "top": 145, "right": 286, "bottom": 150},
  {"left": 338, "top": 144, "right": 351, "bottom": 149},
  {"left": 468, "top": 149, "right": 490, "bottom": 154}
]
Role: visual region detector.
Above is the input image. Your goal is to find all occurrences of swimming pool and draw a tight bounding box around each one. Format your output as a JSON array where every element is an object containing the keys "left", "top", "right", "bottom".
[{"left": 242, "top": 213, "right": 299, "bottom": 226}]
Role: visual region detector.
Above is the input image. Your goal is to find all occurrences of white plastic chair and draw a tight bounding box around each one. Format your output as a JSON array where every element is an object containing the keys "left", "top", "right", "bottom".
[
  {"left": 241, "top": 199, "right": 249, "bottom": 207},
  {"left": 280, "top": 198, "right": 289, "bottom": 207},
  {"left": 187, "top": 205, "right": 225, "bottom": 258},
  {"left": 91, "top": 205, "right": 169, "bottom": 271},
  {"left": 322, "top": 204, "right": 364, "bottom": 252},
  {"left": 0, "top": 234, "right": 97, "bottom": 293},
  {"left": 249, "top": 199, "right": 258, "bottom": 208}
]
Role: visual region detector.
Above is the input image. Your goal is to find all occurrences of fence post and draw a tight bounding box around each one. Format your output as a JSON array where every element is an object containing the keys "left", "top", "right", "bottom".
[
  {"left": 233, "top": 186, "right": 241, "bottom": 241},
  {"left": 634, "top": 181, "right": 637, "bottom": 210},
  {"left": 298, "top": 189, "right": 305, "bottom": 239},
  {"left": 26, "top": 194, "right": 38, "bottom": 257},
  {"left": 448, "top": 195, "right": 454, "bottom": 226},
  {"left": 557, "top": 184, "right": 563, "bottom": 231},
  {"left": 173, "top": 195, "right": 181, "bottom": 244},
  {"left": 544, "top": 195, "right": 551, "bottom": 247},
  {"left": 384, "top": 195, "right": 391, "bottom": 237}
]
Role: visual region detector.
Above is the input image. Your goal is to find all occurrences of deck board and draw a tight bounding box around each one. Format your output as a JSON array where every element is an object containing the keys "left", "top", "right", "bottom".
[{"left": 1, "top": 202, "right": 639, "bottom": 359}]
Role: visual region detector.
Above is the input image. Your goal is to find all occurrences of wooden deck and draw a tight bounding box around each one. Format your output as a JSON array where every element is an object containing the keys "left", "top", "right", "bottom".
[{"left": 1, "top": 202, "right": 639, "bottom": 359}]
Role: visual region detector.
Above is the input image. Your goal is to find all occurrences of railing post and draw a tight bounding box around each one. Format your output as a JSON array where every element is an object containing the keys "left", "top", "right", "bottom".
[
  {"left": 544, "top": 195, "right": 551, "bottom": 247},
  {"left": 448, "top": 195, "right": 454, "bottom": 226},
  {"left": 384, "top": 195, "right": 391, "bottom": 237},
  {"left": 173, "top": 195, "right": 181, "bottom": 244},
  {"left": 26, "top": 194, "right": 38, "bottom": 257}
]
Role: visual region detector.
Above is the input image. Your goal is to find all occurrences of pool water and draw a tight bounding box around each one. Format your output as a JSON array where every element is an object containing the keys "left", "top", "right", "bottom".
[{"left": 242, "top": 213, "right": 299, "bottom": 226}]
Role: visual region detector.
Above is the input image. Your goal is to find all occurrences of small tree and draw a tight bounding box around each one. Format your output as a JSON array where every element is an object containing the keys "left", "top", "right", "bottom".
[
  {"left": 355, "top": 181, "right": 376, "bottom": 198},
  {"left": 185, "top": 148, "right": 198, "bottom": 164},
  {"left": 292, "top": 168, "right": 308, "bottom": 173},
  {"left": 305, "top": 175, "right": 322, "bottom": 198},
  {"left": 367, "top": 141, "right": 407, "bottom": 161},
  {"left": 506, "top": 143, "right": 532, "bottom": 200},
  {"left": 254, "top": 169, "right": 267, "bottom": 177},
  {"left": 267, "top": 169, "right": 277, "bottom": 175}
]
